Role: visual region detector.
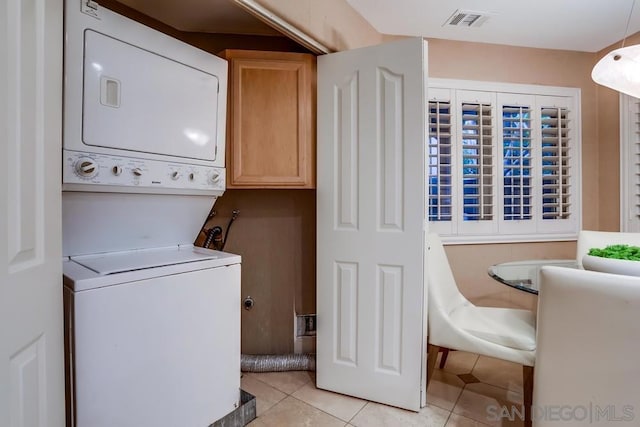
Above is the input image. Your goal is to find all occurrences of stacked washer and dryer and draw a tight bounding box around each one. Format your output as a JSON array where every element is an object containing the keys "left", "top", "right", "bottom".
[{"left": 61, "top": 1, "right": 240, "bottom": 426}]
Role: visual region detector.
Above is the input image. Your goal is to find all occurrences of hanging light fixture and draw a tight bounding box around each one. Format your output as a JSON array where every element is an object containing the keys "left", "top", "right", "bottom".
[{"left": 592, "top": 0, "right": 640, "bottom": 97}]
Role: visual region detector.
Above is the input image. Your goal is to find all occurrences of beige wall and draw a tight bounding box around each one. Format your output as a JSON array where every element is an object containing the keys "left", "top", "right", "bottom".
[
  {"left": 426, "top": 39, "right": 600, "bottom": 308},
  {"left": 256, "top": 0, "right": 614, "bottom": 309},
  {"left": 428, "top": 38, "right": 599, "bottom": 226},
  {"left": 197, "top": 190, "right": 316, "bottom": 355},
  {"left": 217, "top": 0, "right": 626, "bottom": 335},
  {"left": 203, "top": 3, "right": 630, "bottom": 339},
  {"left": 103, "top": 0, "right": 634, "bottom": 350},
  {"left": 254, "top": 0, "right": 383, "bottom": 51}
]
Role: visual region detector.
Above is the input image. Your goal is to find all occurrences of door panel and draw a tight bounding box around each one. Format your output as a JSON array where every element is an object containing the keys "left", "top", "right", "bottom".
[
  {"left": 335, "top": 72, "right": 359, "bottom": 229},
  {"left": 317, "top": 37, "right": 428, "bottom": 411},
  {"left": 1, "top": 0, "right": 65, "bottom": 425}
]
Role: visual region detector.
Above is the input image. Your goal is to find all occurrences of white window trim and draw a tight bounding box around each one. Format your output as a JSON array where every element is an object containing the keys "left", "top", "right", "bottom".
[
  {"left": 429, "top": 78, "right": 582, "bottom": 244},
  {"left": 620, "top": 93, "right": 639, "bottom": 232}
]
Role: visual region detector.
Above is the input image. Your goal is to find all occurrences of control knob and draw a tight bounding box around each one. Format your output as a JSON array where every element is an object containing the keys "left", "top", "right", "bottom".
[
  {"left": 112, "top": 165, "right": 123, "bottom": 176},
  {"left": 171, "top": 171, "right": 181, "bottom": 180},
  {"left": 132, "top": 167, "right": 143, "bottom": 177},
  {"left": 75, "top": 158, "right": 98, "bottom": 178},
  {"left": 210, "top": 171, "right": 221, "bottom": 184}
]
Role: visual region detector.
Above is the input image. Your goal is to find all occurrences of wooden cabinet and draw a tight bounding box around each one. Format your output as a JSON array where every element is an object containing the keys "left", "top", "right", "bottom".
[{"left": 219, "top": 50, "right": 316, "bottom": 188}]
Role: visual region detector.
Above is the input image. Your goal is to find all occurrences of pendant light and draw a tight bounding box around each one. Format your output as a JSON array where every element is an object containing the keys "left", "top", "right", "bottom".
[{"left": 592, "top": 0, "right": 640, "bottom": 97}]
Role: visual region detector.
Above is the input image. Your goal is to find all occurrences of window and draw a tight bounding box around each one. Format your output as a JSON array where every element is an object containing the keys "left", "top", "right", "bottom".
[
  {"left": 428, "top": 79, "right": 581, "bottom": 243},
  {"left": 620, "top": 94, "right": 640, "bottom": 232}
]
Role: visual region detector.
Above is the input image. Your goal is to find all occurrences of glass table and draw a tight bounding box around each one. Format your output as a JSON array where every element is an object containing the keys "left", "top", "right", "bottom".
[{"left": 488, "top": 259, "right": 579, "bottom": 295}]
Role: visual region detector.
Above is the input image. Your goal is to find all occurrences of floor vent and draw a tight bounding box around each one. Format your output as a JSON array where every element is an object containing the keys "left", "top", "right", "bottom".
[{"left": 296, "top": 314, "right": 317, "bottom": 336}]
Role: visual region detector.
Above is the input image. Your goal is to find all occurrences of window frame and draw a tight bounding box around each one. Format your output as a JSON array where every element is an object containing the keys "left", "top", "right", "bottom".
[
  {"left": 620, "top": 93, "right": 640, "bottom": 232},
  {"left": 428, "top": 78, "right": 582, "bottom": 244}
]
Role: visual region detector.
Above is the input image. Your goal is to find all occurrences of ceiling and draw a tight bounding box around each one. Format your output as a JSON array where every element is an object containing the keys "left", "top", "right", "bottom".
[
  {"left": 116, "top": 0, "right": 281, "bottom": 36},
  {"left": 116, "top": 0, "right": 640, "bottom": 53},
  {"left": 346, "top": 0, "right": 640, "bottom": 52}
]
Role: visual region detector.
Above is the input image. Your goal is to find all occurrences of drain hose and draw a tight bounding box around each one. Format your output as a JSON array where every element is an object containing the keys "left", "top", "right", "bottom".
[{"left": 241, "top": 353, "right": 316, "bottom": 372}]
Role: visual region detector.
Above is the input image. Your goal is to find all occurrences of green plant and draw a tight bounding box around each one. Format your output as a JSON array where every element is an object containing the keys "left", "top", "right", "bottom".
[{"left": 587, "top": 244, "right": 640, "bottom": 261}]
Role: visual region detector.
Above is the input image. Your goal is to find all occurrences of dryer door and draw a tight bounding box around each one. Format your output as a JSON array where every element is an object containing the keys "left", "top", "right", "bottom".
[{"left": 81, "top": 30, "right": 222, "bottom": 162}]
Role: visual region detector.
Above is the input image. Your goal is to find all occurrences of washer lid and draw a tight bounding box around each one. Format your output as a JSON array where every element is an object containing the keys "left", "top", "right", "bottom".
[
  {"left": 71, "top": 246, "right": 218, "bottom": 275},
  {"left": 62, "top": 192, "right": 215, "bottom": 257}
]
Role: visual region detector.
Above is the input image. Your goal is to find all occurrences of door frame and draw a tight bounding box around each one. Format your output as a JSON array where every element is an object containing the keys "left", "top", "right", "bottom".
[{"left": 231, "top": 0, "right": 332, "bottom": 54}]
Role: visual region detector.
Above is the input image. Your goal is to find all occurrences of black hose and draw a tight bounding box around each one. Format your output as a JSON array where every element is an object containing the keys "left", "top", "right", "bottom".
[
  {"left": 221, "top": 210, "right": 240, "bottom": 251},
  {"left": 203, "top": 226, "right": 222, "bottom": 249}
]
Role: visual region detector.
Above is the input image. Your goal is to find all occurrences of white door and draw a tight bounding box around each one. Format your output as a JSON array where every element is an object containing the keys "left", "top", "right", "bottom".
[
  {"left": 316, "top": 37, "right": 428, "bottom": 411},
  {"left": 0, "top": 0, "right": 65, "bottom": 425}
]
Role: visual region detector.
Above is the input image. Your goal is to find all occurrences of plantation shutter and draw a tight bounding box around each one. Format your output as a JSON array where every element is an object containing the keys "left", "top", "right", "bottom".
[
  {"left": 456, "top": 90, "right": 498, "bottom": 236},
  {"left": 540, "top": 105, "right": 571, "bottom": 220},
  {"left": 502, "top": 105, "right": 533, "bottom": 221},
  {"left": 621, "top": 94, "right": 640, "bottom": 232},
  {"left": 428, "top": 87, "right": 456, "bottom": 238},
  {"left": 461, "top": 102, "right": 494, "bottom": 220},
  {"left": 427, "top": 79, "right": 580, "bottom": 242},
  {"left": 633, "top": 99, "right": 640, "bottom": 224}
]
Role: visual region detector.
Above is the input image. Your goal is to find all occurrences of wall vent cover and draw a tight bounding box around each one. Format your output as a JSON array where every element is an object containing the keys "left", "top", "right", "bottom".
[{"left": 443, "top": 9, "right": 492, "bottom": 28}]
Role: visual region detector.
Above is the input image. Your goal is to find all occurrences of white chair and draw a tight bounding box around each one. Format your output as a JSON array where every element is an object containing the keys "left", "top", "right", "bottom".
[
  {"left": 426, "top": 233, "right": 536, "bottom": 426},
  {"left": 576, "top": 230, "right": 640, "bottom": 268},
  {"left": 534, "top": 266, "right": 640, "bottom": 426}
]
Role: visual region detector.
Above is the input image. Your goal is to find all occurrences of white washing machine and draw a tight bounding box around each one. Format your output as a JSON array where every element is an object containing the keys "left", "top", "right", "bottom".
[
  {"left": 63, "top": 248, "right": 241, "bottom": 427},
  {"left": 61, "top": 1, "right": 240, "bottom": 426}
]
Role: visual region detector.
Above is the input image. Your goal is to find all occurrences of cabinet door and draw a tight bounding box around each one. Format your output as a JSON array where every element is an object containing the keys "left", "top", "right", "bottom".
[{"left": 221, "top": 50, "right": 316, "bottom": 188}]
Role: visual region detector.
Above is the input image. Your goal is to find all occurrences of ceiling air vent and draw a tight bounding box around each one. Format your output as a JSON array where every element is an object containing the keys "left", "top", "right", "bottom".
[{"left": 443, "top": 9, "right": 492, "bottom": 28}]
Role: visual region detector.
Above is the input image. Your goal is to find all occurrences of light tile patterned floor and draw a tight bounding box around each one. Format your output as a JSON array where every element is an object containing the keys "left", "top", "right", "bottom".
[{"left": 241, "top": 351, "right": 526, "bottom": 426}]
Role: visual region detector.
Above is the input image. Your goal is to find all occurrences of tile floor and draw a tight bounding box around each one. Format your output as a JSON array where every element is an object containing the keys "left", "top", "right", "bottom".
[{"left": 241, "top": 351, "right": 526, "bottom": 426}]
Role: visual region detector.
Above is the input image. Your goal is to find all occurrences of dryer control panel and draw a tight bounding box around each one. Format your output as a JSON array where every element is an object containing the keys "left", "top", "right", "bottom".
[{"left": 63, "top": 150, "right": 225, "bottom": 195}]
